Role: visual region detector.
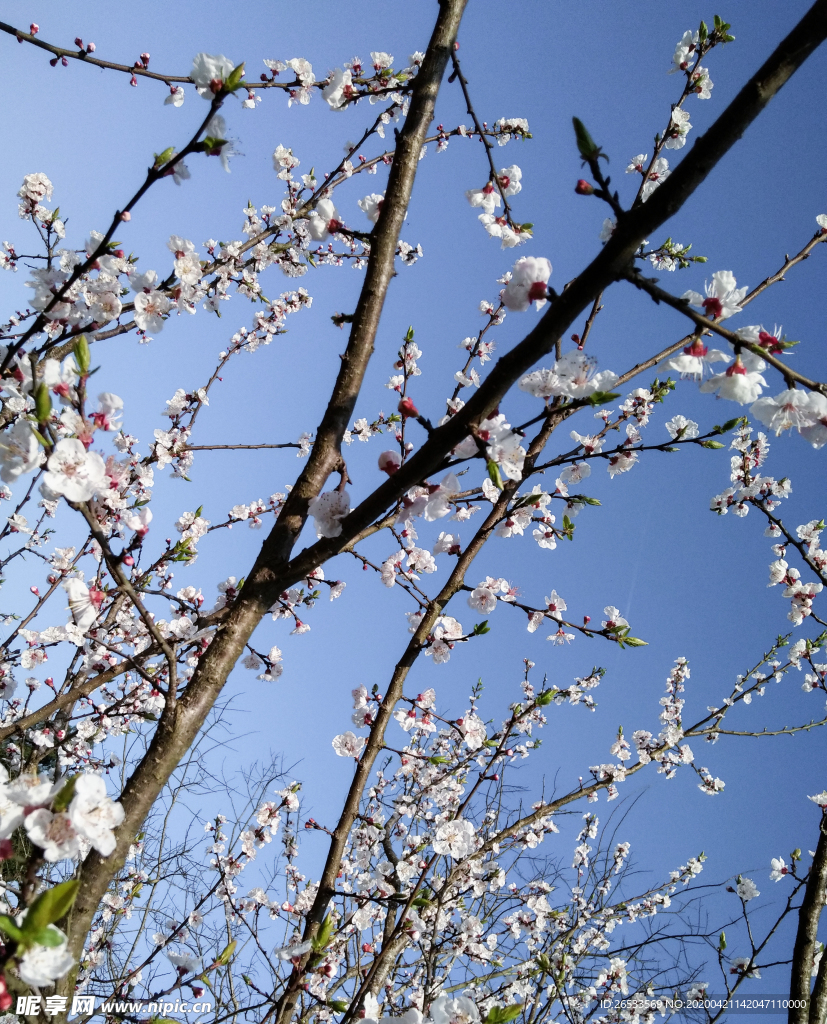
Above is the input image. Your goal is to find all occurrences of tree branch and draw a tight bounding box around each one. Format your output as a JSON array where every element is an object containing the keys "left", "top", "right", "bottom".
[
  {"left": 789, "top": 812, "right": 827, "bottom": 1023},
  {"left": 64, "top": 0, "right": 469, "bottom": 969}
]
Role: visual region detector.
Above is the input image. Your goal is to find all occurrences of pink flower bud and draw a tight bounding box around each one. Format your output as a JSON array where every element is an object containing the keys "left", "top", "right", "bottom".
[
  {"left": 575, "top": 179, "right": 595, "bottom": 195},
  {"left": 30, "top": 585, "right": 40, "bottom": 596},
  {"left": 74, "top": 37, "right": 84, "bottom": 49},
  {"left": 120, "top": 211, "right": 131, "bottom": 222},
  {"left": 398, "top": 396, "right": 419, "bottom": 419},
  {"left": 130, "top": 74, "right": 137, "bottom": 87},
  {"left": 378, "top": 450, "right": 402, "bottom": 475},
  {"left": 122, "top": 554, "right": 135, "bottom": 566},
  {"left": 0, "top": 975, "right": 11, "bottom": 1012},
  {"left": 140, "top": 52, "right": 150, "bottom": 65},
  {"left": 583, "top": 615, "right": 591, "bottom": 625},
  {"left": 87, "top": 42, "right": 96, "bottom": 53},
  {"left": 30, "top": 23, "right": 39, "bottom": 34}
]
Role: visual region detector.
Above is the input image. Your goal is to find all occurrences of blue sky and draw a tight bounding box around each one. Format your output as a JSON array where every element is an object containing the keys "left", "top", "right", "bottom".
[{"left": 0, "top": 0, "right": 825, "bottom": 996}]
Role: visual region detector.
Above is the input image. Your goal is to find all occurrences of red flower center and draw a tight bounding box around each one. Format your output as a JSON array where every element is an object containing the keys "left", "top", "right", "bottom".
[{"left": 702, "top": 297, "right": 723, "bottom": 319}]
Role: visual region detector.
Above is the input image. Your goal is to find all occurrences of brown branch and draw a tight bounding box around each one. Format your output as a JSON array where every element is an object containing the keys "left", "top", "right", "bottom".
[
  {"left": 185, "top": 443, "right": 302, "bottom": 451},
  {"left": 743, "top": 231, "right": 827, "bottom": 306},
  {"left": 708, "top": 716, "right": 827, "bottom": 738},
  {"left": 0, "top": 94, "right": 224, "bottom": 374},
  {"left": 789, "top": 813, "right": 827, "bottom": 1023},
  {"left": 293, "top": 405, "right": 565, "bottom": 1024},
  {"left": 64, "top": 0, "right": 469, "bottom": 972},
  {"left": 0, "top": 22, "right": 192, "bottom": 83},
  {"left": 449, "top": 52, "right": 517, "bottom": 227},
  {"left": 52, "top": 0, "right": 827, "bottom": 987},
  {"left": 624, "top": 260, "right": 827, "bottom": 393}
]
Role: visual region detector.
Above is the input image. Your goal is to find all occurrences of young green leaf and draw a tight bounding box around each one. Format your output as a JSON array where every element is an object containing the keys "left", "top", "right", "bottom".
[{"left": 25, "top": 879, "right": 79, "bottom": 931}]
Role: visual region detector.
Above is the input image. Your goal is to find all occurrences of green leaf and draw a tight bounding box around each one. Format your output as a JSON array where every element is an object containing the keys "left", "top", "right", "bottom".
[
  {"left": 571, "top": 117, "right": 600, "bottom": 161},
  {"left": 153, "top": 146, "right": 176, "bottom": 169},
  {"left": 24, "top": 879, "right": 79, "bottom": 932},
  {"left": 718, "top": 930, "right": 727, "bottom": 950},
  {"left": 588, "top": 390, "right": 620, "bottom": 407},
  {"left": 73, "top": 334, "right": 91, "bottom": 375},
  {"left": 485, "top": 1005, "right": 522, "bottom": 1024},
  {"left": 215, "top": 939, "right": 237, "bottom": 966},
  {"left": 31, "top": 427, "right": 50, "bottom": 448},
  {"left": 536, "top": 689, "right": 557, "bottom": 706},
  {"left": 52, "top": 774, "right": 78, "bottom": 813},
  {"left": 486, "top": 460, "right": 503, "bottom": 490},
  {"left": 429, "top": 756, "right": 450, "bottom": 765},
  {"left": 224, "top": 63, "right": 247, "bottom": 93},
  {"left": 713, "top": 416, "right": 744, "bottom": 434},
  {"left": 622, "top": 636, "right": 649, "bottom": 647},
  {"left": 30, "top": 926, "right": 65, "bottom": 948},
  {"left": 328, "top": 1001, "right": 349, "bottom": 1013},
  {"left": 472, "top": 620, "right": 491, "bottom": 636},
  {"left": 34, "top": 382, "right": 52, "bottom": 424},
  {"left": 700, "top": 440, "right": 725, "bottom": 449},
  {"left": 311, "top": 913, "right": 334, "bottom": 953},
  {"left": 0, "top": 915, "right": 24, "bottom": 943}
]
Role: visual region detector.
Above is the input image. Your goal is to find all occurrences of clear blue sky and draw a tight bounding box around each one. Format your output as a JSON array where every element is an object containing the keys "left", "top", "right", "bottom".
[{"left": 0, "top": 0, "right": 825, "bottom": 996}]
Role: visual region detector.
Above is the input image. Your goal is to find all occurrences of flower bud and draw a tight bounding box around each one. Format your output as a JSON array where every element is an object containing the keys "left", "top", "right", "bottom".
[
  {"left": 34, "top": 381, "right": 52, "bottom": 424},
  {"left": 378, "top": 450, "right": 402, "bottom": 475},
  {"left": 575, "top": 179, "right": 595, "bottom": 195},
  {"left": 73, "top": 333, "right": 91, "bottom": 374},
  {"left": 30, "top": 23, "right": 39, "bottom": 34},
  {"left": 398, "top": 396, "right": 419, "bottom": 419}
]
